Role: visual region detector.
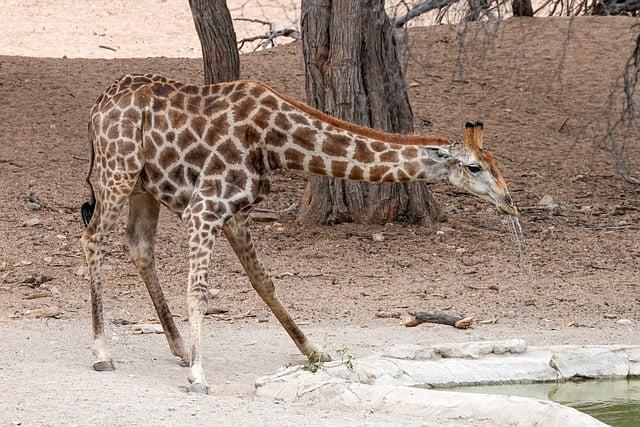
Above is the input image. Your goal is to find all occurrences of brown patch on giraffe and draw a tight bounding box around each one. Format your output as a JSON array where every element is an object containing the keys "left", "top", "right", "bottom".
[
  {"left": 170, "top": 92, "right": 185, "bottom": 110},
  {"left": 290, "top": 113, "right": 309, "bottom": 126},
  {"left": 223, "top": 184, "right": 241, "bottom": 199},
  {"left": 166, "top": 131, "right": 176, "bottom": 142},
  {"left": 401, "top": 146, "right": 418, "bottom": 159},
  {"left": 323, "top": 138, "right": 351, "bottom": 158},
  {"left": 381, "top": 172, "right": 396, "bottom": 182},
  {"left": 204, "top": 154, "right": 226, "bottom": 176},
  {"left": 284, "top": 148, "right": 304, "bottom": 168},
  {"left": 370, "top": 141, "right": 387, "bottom": 152},
  {"left": 177, "top": 129, "right": 197, "bottom": 150},
  {"left": 191, "top": 116, "right": 207, "bottom": 138},
  {"left": 349, "top": 165, "right": 364, "bottom": 181},
  {"left": 261, "top": 95, "right": 279, "bottom": 110},
  {"left": 380, "top": 150, "right": 399, "bottom": 163},
  {"left": 119, "top": 140, "right": 136, "bottom": 156},
  {"left": 184, "top": 144, "right": 210, "bottom": 169},
  {"left": 331, "top": 161, "right": 348, "bottom": 178},
  {"left": 292, "top": 127, "right": 317, "bottom": 151},
  {"left": 160, "top": 180, "right": 177, "bottom": 195},
  {"left": 168, "top": 110, "right": 188, "bottom": 129},
  {"left": 107, "top": 108, "right": 121, "bottom": 123},
  {"left": 249, "top": 84, "right": 265, "bottom": 98},
  {"left": 186, "top": 167, "right": 200, "bottom": 185},
  {"left": 218, "top": 139, "right": 243, "bottom": 164},
  {"left": 144, "top": 163, "right": 162, "bottom": 182},
  {"left": 403, "top": 161, "right": 420, "bottom": 178},
  {"left": 150, "top": 130, "right": 164, "bottom": 147},
  {"left": 274, "top": 112, "right": 292, "bottom": 131},
  {"left": 116, "top": 92, "right": 133, "bottom": 109},
  {"left": 143, "top": 140, "right": 157, "bottom": 160},
  {"left": 233, "top": 124, "right": 261, "bottom": 148},
  {"left": 252, "top": 107, "right": 271, "bottom": 129},
  {"left": 229, "top": 90, "right": 247, "bottom": 103},
  {"left": 107, "top": 125, "right": 119, "bottom": 139},
  {"left": 312, "top": 120, "right": 324, "bottom": 131},
  {"left": 353, "top": 141, "right": 375, "bottom": 164},
  {"left": 151, "top": 84, "right": 174, "bottom": 97},
  {"left": 204, "top": 98, "right": 230, "bottom": 116},
  {"left": 151, "top": 97, "right": 167, "bottom": 112},
  {"left": 122, "top": 125, "right": 134, "bottom": 140},
  {"left": 186, "top": 96, "right": 202, "bottom": 114},
  {"left": 265, "top": 128, "right": 287, "bottom": 147},
  {"left": 182, "top": 84, "right": 199, "bottom": 95},
  {"left": 201, "top": 85, "right": 211, "bottom": 97},
  {"left": 153, "top": 114, "right": 168, "bottom": 132},
  {"left": 220, "top": 84, "right": 235, "bottom": 96},
  {"left": 369, "top": 165, "right": 390, "bottom": 181},
  {"left": 308, "top": 155, "right": 326, "bottom": 175},
  {"left": 204, "top": 114, "right": 230, "bottom": 146},
  {"left": 159, "top": 147, "right": 180, "bottom": 169},
  {"left": 123, "top": 107, "right": 140, "bottom": 124},
  {"left": 232, "top": 97, "right": 257, "bottom": 122},
  {"left": 396, "top": 169, "right": 410, "bottom": 181},
  {"left": 226, "top": 169, "right": 248, "bottom": 189},
  {"left": 168, "top": 164, "right": 186, "bottom": 187}
]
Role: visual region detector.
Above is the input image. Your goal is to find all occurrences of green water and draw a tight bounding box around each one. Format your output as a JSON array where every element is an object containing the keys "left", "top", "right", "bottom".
[{"left": 451, "top": 380, "right": 640, "bottom": 426}]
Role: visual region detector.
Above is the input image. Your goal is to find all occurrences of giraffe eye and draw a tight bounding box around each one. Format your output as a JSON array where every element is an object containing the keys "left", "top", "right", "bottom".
[{"left": 466, "top": 164, "right": 482, "bottom": 173}]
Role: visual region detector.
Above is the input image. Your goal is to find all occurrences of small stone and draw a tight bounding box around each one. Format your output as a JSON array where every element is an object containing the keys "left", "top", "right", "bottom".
[
  {"left": 617, "top": 318, "right": 632, "bottom": 325},
  {"left": 537, "top": 195, "right": 560, "bottom": 214},
  {"left": 55, "top": 234, "right": 67, "bottom": 240},
  {"left": 206, "top": 306, "right": 229, "bottom": 315},
  {"left": 127, "top": 323, "right": 164, "bottom": 334},
  {"left": 24, "top": 202, "right": 41, "bottom": 211},
  {"left": 208, "top": 288, "right": 221, "bottom": 299},
  {"left": 455, "top": 247, "right": 466, "bottom": 254},
  {"left": 43, "top": 256, "right": 52, "bottom": 263},
  {"left": 372, "top": 233, "right": 384, "bottom": 242},
  {"left": 23, "top": 218, "right": 41, "bottom": 227},
  {"left": 30, "top": 306, "right": 63, "bottom": 319},
  {"left": 375, "top": 310, "right": 401, "bottom": 319},
  {"left": 603, "top": 313, "right": 617, "bottom": 319},
  {"left": 23, "top": 289, "right": 53, "bottom": 300}
]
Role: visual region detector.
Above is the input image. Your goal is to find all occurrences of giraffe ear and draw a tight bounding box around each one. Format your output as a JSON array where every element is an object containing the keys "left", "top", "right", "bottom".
[
  {"left": 473, "top": 120, "right": 484, "bottom": 149},
  {"left": 463, "top": 121, "right": 475, "bottom": 148}
]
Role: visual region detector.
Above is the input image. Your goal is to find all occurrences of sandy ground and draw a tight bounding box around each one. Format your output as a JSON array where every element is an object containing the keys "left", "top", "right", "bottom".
[{"left": 1, "top": 5, "right": 640, "bottom": 426}]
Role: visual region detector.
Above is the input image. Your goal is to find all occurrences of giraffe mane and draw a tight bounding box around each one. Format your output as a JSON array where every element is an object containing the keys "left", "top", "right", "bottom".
[{"left": 245, "top": 80, "right": 451, "bottom": 147}]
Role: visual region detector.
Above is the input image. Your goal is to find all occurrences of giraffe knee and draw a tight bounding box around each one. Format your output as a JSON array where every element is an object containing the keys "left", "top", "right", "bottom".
[{"left": 124, "top": 232, "right": 153, "bottom": 267}]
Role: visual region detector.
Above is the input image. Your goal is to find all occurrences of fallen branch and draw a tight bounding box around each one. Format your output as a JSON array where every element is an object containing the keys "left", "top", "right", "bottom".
[{"left": 404, "top": 312, "right": 474, "bottom": 329}]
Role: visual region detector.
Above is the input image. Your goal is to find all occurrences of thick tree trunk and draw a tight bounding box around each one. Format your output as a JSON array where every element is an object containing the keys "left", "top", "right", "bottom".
[
  {"left": 512, "top": 0, "right": 534, "bottom": 16},
  {"left": 189, "top": 0, "right": 240, "bottom": 84},
  {"left": 298, "top": 0, "right": 444, "bottom": 225}
]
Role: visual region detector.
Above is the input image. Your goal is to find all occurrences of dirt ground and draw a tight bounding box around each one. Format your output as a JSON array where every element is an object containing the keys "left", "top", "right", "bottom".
[{"left": 1, "top": 13, "right": 640, "bottom": 425}]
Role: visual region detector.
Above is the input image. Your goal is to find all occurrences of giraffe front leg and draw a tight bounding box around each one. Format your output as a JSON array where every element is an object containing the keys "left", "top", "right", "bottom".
[
  {"left": 223, "top": 213, "right": 331, "bottom": 363},
  {"left": 184, "top": 207, "right": 222, "bottom": 394}
]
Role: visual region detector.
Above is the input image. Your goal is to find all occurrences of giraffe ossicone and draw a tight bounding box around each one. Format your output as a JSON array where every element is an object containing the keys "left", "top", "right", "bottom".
[{"left": 80, "top": 74, "right": 517, "bottom": 393}]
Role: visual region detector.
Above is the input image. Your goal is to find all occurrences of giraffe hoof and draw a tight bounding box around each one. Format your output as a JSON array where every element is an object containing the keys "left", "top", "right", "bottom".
[
  {"left": 178, "top": 359, "right": 189, "bottom": 368},
  {"left": 93, "top": 360, "right": 115, "bottom": 371},
  {"left": 188, "top": 383, "right": 210, "bottom": 394}
]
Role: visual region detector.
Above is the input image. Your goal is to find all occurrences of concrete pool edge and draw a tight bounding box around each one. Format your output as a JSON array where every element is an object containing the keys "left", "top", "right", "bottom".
[{"left": 255, "top": 340, "right": 640, "bottom": 426}]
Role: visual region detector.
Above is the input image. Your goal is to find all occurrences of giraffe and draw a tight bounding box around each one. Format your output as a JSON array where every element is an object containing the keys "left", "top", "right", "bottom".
[{"left": 80, "top": 73, "right": 518, "bottom": 394}]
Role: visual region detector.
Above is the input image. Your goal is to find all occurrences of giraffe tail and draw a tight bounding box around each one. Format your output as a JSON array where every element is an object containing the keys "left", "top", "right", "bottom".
[{"left": 81, "top": 119, "right": 96, "bottom": 227}]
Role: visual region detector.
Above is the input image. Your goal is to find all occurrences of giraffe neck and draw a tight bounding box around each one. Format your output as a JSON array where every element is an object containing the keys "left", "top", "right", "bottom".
[{"left": 259, "top": 89, "right": 452, "bottom": 183}]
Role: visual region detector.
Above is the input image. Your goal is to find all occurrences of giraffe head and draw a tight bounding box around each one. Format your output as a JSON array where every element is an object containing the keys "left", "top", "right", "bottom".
[{"left": 443, "top": 121, "right": 518, "bottom": 216}]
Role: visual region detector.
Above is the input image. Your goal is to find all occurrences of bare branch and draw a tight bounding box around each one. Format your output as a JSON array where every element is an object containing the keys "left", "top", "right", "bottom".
[
  {"left": 393, "top": 0, "right": 461, "bottom": 28},
  {"left": 234, "top": 17, "right": 300, "bottom": 51}
]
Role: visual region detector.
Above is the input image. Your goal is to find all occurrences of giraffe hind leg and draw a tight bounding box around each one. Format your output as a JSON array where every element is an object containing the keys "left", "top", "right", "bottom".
[
  {"left": 125, "top": 191, "right": 189, "bottom": 365},
  {"left": 223, "top": 212, "right": 331, "bottom": 362},
  {"left": 81, "top": 185, "right": 136, "bottom": 371}
]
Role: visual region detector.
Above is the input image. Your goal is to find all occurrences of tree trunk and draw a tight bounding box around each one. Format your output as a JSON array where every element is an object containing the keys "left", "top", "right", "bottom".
[
  {"left": 298, "top": 0, "right": 444, "bottom": 225},
  {"left": 512, "top": 0, "right": 534, "bottom": 16},
  {"left": 189, "top": 0, "right": 240, "bottom": 84}
]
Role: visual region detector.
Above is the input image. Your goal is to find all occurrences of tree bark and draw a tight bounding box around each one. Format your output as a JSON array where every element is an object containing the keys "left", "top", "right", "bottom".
[
  {"left": 512, "top": 0, "right": 534, "bottom": 16},
  {"left": 298, "top": 0, "right": 444, "bottom": 225},
  {"left": 189, "top": 0, "right": 240, "bottom": 84}
]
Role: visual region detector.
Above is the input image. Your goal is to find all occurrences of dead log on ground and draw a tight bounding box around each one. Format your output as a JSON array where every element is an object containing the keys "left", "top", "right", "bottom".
[{"left": 404, "top": 312, "right": 474, "bottom": 329}]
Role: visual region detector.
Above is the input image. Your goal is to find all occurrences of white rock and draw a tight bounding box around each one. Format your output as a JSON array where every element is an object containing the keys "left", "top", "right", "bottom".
[
  {"left": 549, "top": 346, "right": 629, "bottom": 379},
  {"left": 23, "top": 218, "right": 41, "bottom": 227},
  {"left": 127, "top": 323, "right": 164, "bottom": 334},
  {"left": 24, "top": 202, "right": 41, "bottom": 211},
  {"left": 616, "top": 318, "right": 632, "bottom": 325},
  {"left": 371, "top": 233, "right": 384, "bottom": 242}
]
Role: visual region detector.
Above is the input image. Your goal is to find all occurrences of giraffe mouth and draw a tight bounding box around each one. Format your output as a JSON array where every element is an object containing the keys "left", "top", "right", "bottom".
[{"left": 498, "top": 193, "right": 519, "bottom": 216}]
